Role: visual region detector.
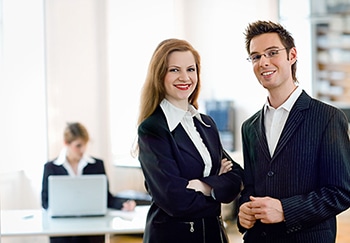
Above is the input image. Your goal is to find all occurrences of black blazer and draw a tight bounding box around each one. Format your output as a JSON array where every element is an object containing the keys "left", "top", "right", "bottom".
[
  {"left": 41, "top": 157, "right": 125, "bottom": 210},
  {"left": 239, "top": 91, "right": 350, "bottom": 243},
  {"left": 138, "top": 106, "right": 243, "bottom": 242}
]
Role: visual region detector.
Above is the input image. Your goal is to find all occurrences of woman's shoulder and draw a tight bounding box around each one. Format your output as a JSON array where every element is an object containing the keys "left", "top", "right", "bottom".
[
  {"left": 198, "top": 113, "right": 221, "bottom": 130},
  {"left": 44, "top": 159, "right": 58, "bottom": 168},
  {"left": 43, "top": 159, "right": 66, "bottom": 175},
  {"left": 90, "top": 157, "right": 104, "bottom": 164},
  {"left": 139, "top": 106, "right": 166, "bottom": 130},
  {"left": 199, "top": 113, "right": 215, "bottom": 123}
]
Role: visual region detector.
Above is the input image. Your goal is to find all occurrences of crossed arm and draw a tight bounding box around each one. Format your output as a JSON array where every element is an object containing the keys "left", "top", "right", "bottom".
[{"left": 186, "top": 157, "right": 234, "bottom": 196}]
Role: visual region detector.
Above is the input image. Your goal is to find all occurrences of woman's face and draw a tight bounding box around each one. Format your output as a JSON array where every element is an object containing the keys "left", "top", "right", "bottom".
[
  {"left": 164, "top": 51, "right": 197, "bottom": 109},
  {"left": 66, "top": 138, "right": 87, "bottom": 161}
]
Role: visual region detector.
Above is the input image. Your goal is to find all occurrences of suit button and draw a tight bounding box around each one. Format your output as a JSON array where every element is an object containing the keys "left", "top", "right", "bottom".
[
  {"left": 261, "top": 231, "right": 267, "bottom": 237},
  {"left": 267, "top": 171, "right": 274, "bottom": 177}
]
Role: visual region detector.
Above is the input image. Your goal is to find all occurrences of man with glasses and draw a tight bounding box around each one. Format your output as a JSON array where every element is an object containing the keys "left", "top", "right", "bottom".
[{"left": 237, "top": 20, "right": 350, "bottom": 243}]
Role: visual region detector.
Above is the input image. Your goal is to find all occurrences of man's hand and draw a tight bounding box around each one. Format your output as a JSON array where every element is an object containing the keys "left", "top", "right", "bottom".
[
  {"left": 238, "top": 201, "right": 257, "bottom": 229},
  {"left": 238, "top": 196, "right": 285, "bottom": 229},
  {"left": 249, "top": 196, "right": 285, "bottom": 224}
]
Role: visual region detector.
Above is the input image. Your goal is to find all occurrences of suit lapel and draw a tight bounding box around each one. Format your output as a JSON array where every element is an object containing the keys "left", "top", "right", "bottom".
[
  {"left": 172, "top": 123, "right": 204, "bottom": 166},
  {"left": 171, "top": 116, "right": 221, "bottom": 174},
  {"left": 272, "top": 91, "right": 310, "bottom": 160},
  {"left": 255, "top": 109, "right": 271, "bottom": 160},
  {"left": 155, "top": 106, "right": 205, "bottom": 169}
]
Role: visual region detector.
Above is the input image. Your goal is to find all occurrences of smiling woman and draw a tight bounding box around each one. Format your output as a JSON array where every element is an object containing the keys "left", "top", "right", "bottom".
[
  {"left": 164, "top": 51, "right": 198, "bottom": 109},
  {"left": 135, "top": 38, "right": 244, "bottom": 243}
]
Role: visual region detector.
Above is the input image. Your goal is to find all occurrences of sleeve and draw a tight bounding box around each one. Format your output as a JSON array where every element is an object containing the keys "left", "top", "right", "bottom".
[
  {"left": 196, "top": 114, "right": 243, "bottom": 203},
  {"left": 281, "top": 109, "right": 350, "bottom": 232},
  {"left": 238, "top": 121, "right": 255, "bottom": 206},
  {"left": 200, "top": 149, "right": 243, "bottom": 203},
  {"left": 237, "top": 119, "right": 260, "bottom": 233},
  {"left": 41, "top": 163, "right": 49, "bottom": 209},
  {"left": 108, "top": 196, "right": 128, "bottom": 209}
]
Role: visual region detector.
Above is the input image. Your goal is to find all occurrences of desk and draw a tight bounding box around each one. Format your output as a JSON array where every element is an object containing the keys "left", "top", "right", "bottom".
[{"left": 1, "top": 206, "right": 149, "bottom": 243}]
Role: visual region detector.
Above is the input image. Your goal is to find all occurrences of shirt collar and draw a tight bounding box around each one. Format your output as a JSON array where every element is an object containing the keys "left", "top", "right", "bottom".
[
  {"left": 264, "top": 86, "right": 302, "bottom": 113},
  {"left": 160, "top": 99, "right": 210, "bottom": 132},
  {"left": 53, "top": 147, "right": 96, "bottom": 166}
]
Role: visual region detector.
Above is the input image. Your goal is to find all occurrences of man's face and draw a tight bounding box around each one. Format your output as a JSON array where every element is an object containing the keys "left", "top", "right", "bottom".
[{"left": 249, "top": 33, "right": 297, "bottom": 92}]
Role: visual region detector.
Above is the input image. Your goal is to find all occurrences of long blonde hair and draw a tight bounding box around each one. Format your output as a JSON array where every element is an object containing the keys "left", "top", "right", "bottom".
[{"left": 137, "top": 38, "right": 201, "bottom": 125}]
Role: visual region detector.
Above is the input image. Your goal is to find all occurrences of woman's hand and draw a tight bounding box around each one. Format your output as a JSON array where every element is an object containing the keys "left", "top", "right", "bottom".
[
  {"left": 186, "top": 158, "right": 233, "bottom": 196},
  {"left": 219, "top": 158, "right": 233, "bottom": 175},
  {"left": 186, "top": 179, "right": 211, "bottom": 196},
  {"left": 121, "top": 200, "right": 137, "bottom": 211}
]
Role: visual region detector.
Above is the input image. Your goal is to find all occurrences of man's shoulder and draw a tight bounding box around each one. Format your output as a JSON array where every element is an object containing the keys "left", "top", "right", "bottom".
[
  {"left": 242, "top": 109, "right": 262, "bottom": 127},
  {"left": 309, "top": 96, "right": 342, "bottom": 116}
]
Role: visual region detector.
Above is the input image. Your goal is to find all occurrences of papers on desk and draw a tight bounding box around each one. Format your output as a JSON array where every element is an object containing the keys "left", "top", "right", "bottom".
[
  {"left": 109, "top": 206, "right": 149, "bottom": 231},
  {"left": 109, "top": 205, "right": 149, "bottom": 221}
]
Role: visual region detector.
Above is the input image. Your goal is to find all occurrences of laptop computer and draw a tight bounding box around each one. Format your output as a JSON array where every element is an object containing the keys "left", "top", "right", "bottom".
[{"left": 48, "top": 174, "right": 107, "bottom": 218}]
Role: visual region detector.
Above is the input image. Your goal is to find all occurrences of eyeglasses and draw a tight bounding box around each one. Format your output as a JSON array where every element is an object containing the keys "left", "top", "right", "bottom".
[{"left": 247, "top": 48, "right": 287, "bottom": 63}]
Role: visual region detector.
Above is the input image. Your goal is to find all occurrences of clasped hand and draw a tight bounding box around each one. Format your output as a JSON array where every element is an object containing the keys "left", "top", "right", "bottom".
[{"left": 238, "top": 196, "right": 285, "bottom": 229}]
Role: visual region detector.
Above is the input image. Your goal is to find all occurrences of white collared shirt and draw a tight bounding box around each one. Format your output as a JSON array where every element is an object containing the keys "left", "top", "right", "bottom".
[
  {"left": 53, "top": 147, "right": 96, "bottom": 176},
  {"left": 160, "top": 99, "right": 212, "bottom": 177},
  {"left": 264, "top": 86, "right": 302, "bottom": 156}
]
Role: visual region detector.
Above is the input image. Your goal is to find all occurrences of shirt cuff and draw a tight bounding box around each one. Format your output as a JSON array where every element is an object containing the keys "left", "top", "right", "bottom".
[{"left": 210, "top": 188, "right": 216, "bottom": 200}]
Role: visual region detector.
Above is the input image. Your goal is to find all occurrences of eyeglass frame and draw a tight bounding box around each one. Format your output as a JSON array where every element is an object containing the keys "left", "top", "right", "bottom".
[{"left": 246, "top": 48, "right": 287, "bottom": 63}]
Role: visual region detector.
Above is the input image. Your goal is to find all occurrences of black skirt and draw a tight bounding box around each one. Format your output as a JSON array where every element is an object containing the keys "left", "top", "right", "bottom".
[{"left": 143, "top": 216, "right": 229, "bottom": 243}]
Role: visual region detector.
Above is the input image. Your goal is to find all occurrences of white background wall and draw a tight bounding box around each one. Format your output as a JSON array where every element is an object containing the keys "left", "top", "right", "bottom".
[{"left": 0, "top": 0, "right": 47, "bottom": 210}]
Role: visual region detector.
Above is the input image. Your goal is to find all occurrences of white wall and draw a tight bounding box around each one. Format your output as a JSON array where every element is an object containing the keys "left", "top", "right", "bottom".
[
  {"left": 45, "top": 0, "right": 111, "bottom": 165},
  {"left": 1, "top": 0, "right": 48, "bottom": 241},
  {"left": 279, "top": 0, "right": 313, "bottom": 93},
  {"left": 0, "top": 0, "right": 47, "bottom": 209}
]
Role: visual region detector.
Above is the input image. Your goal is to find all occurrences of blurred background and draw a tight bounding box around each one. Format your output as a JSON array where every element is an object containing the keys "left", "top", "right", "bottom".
[{"left": 1, "top": 1, "right": 349, "bottom": 241}]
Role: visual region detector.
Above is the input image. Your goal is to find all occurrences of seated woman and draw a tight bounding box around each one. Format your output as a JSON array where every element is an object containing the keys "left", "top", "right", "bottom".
[{"left": 41, "top": 122, "right": 136, "bottom": 243}]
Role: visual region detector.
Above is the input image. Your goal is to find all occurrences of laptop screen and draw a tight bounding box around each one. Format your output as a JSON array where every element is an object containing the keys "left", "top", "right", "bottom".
[{"left": 48, "top": 174, "right": 107, "bottom": 217}]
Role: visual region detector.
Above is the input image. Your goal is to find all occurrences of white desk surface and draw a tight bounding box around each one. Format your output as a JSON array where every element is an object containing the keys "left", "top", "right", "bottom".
[{"left": 1, "top": 206, "right": 149, "bottom": 237}]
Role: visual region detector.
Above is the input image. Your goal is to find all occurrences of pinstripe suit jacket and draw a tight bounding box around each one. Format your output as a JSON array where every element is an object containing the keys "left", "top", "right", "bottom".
[{"left": 239, "top": 91, "right": 350, "bottom": 243}]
